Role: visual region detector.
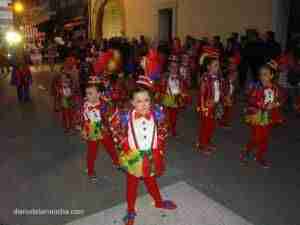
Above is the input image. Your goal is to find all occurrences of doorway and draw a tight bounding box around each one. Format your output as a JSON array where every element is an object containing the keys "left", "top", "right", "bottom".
[
  {"left": 102, "top": 0, "right": 124, "bottom": 38},
  {"left": 158, "top": 8, "right": 173, "bottom": 42}
]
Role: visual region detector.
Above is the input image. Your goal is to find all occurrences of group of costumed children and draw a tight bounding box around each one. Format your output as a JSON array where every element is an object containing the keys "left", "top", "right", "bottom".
[{"left": 50, "top": 38, "right": 287, "bottom": 225}]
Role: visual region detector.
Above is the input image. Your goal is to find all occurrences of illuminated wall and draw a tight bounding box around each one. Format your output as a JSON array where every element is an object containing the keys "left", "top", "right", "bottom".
[
  {"left": 123, "top": 0, "right": 274, "bottom": 41},
  {"left": 91, "top": 0, "right": 275, "bottom": 41},
  {"left": 102, "top": 0, "right": 125, "bottom": 38}
]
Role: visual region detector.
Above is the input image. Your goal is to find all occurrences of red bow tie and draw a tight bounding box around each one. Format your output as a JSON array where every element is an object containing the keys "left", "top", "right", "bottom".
[
  {"left": 88, "top": 104, "right": 100, "bottom": 111},
  {"left": 134, "top": 112, "right": 152, "bottom": 120}
]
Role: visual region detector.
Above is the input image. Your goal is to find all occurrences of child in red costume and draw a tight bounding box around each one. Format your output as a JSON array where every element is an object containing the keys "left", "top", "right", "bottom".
[
  {"left": 109, "top": 87, "right": 177, "bottom": 225},
  {"left": 81, "top": 76, "right": 119, "bottom": 183},
  {"left": 13, "top": 59, "right": 32, "bottom": 102},
  {"left": 242, "top": 62, "right": 281, "bottom": 168},
  {"left": 197, "top": 56, "right": 223, "bottom": 155},
  {"left": 220, "top": 56, "right": 239, "bottom": 128},
  {"left": 57, "top": 72, "right": 75, "bottom": 133},
  {"left": 179, "top": 53, "right": 192, "bottom": 88},
  {"left": 161, "top": 62, "right": 189, "bottom": 136}
]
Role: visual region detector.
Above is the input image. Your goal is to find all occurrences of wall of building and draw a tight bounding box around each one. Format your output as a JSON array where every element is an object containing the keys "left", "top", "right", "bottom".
[{"left": 123, "top": 0, "right": 274, "bottom": 41}]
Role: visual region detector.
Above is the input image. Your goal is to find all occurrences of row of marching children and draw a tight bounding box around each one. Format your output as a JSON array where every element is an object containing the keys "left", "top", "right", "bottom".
[{"left": 49, "top": 36, "right": 293, "bottom": 225}]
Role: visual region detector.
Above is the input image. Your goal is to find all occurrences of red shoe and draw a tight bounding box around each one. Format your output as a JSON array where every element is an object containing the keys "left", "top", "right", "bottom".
[
  {"left": 155, "top": 200, "right": 177, "bottom": 210},
  {"left": 197, "top": 144, "right": 213, "bottom": 155},
  {"left": 207, "top": 144, "right": 217, "bottom": 151}
]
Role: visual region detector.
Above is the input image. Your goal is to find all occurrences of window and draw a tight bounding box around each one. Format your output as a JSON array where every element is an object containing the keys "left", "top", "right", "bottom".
[{"left": 0, "top": 0, "right": 12, "bottom": 8}]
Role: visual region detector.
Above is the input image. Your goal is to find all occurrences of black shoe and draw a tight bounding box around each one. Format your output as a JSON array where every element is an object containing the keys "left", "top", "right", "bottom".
[{"left": 257, "top": 159, "right": 271, "bottom": 169}]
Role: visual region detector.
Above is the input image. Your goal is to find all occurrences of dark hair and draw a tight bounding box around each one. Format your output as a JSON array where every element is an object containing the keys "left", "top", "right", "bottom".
[
  {"left": 203, "top": 57, "right": 218, "bottom": 72},
  {"left": 260, "top": 63, "right": 278, "bottom": 81}
]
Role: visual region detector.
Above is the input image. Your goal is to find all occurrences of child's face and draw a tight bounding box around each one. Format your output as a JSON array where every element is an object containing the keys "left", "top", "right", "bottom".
[
  {"left": 229, "top": 71, "right": 238, "bottom": 82},
  {"left": 61, "top": 74, "right": 67, "bottom": 80},
  {"left": 132, "top": 91, "right": 151, "bottom": 115},
  {"left": 170, "top": 64, "right": 178, "bottom": 74},
  {"left": 259, "top": 67, "right": 273, "bottom": 85},
  {"left": 86, "top": 87, "right": 100, "bottom": 103},
  {"left": 170, "top": 73, "right": 178, "bottom": 79},
  {"left": 208, "top": 60, "right": 220, "bottom": 74}
]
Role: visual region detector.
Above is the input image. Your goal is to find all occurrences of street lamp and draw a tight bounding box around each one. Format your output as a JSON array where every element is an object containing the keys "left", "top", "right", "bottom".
[
  {"left": 5, "top": 30, "right": 23, "bottom": 46},
  {"left": 13, "top": 2, "right": 24, "bottom": 14}
]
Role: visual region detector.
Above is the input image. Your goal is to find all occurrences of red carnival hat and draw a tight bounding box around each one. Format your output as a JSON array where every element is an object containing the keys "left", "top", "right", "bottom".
[
  {"left": 202, "top": 46, "right": 220, "bottom": 58},
  {"left": 199, "top": 45, "right": 220, "bottom": 65},
  {"left": 88, "top": 76, "right": 101, "bottom": 85},
  {"left": 136, "top": 75, "right": 154, "bottom": 90}
]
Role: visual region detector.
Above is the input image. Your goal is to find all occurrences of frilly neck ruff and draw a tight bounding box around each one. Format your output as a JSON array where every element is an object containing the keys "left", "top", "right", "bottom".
[{"left": 120, "top": 105, "right": 165, "bottom": 126}]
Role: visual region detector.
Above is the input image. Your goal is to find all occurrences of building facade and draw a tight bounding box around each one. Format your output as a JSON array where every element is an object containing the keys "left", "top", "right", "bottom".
[
  {"left": 0, "top": 0, "right": 13, "bottom": 32},
  {"left": 90, "top": 0, "right": 289, "bottom": 45}
]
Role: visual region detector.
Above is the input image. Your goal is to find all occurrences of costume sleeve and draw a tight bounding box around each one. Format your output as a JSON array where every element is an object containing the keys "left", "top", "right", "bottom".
[
  {"left": 81, "top": 104, "right": 89, "bottom": 135},
  {"left": 109, "top": 109, "right": 130, "bottom": 153},
  {"left": 197, "top": 76, "right": 206, "bottom": 109},
  {"left": 248, "top": 89, "right": 264, "bottom": 110},
  {"left": 154, "top": 106, "right": 168, "bottom": 152},
  {"left": 274, "top": 86, "right": 283, "bottom": 107}
]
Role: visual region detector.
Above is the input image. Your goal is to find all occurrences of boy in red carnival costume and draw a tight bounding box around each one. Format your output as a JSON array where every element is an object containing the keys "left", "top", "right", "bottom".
[
  {"left": 179, "top": 53, "right": 192, "bottom": 88},
  {"left": 109, "top": 79, "right": 177, "bottom": 225},
  {"left": 242, "top": 61, "right": 281, "bottom": 168},
  {"left": 160, "top": 62, "right": 189, "bottom": 137},
  {"left": 81, "top": 76, "right": 120, "bottom": 183},
  {"left": 12, "top": 57, "right": 33, "bottom": 102},
  {"left": 220, "top": 55, "right": 240, "bottom": 128},
  {"left": 172, "top": 37, "right": 183, "bottom": 55},
  {"left": 197, "top": 50, "right": 223, "bottom": 155},
  {"left": 56, "top": 72, "right": 75, "bottom": 134}
]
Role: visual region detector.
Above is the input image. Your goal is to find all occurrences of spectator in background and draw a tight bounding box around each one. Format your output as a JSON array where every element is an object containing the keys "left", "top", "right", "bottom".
[
  {"left": 213, "top": 36, "right": 224, "bottom": 56},
  {"left": 243, "top": 31, "right": 267, "bottom": 81},
  {"left": 265, "top": 31, "right": 282, "bottom": 60}
]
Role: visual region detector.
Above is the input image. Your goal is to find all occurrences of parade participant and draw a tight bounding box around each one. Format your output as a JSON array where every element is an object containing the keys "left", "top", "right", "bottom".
[
  {"left": 63, "top": 52, "right": 78, "bottom": 76},
  {"left": 161, "top": 62, "right": 189, "bottom": 136},
  {"left": 93, "top": 49, "right": 122, "bottom": 76},
  {"left": 242, "top": 61, "right": 281, "bottom": 168},
  {"left": 141, "top": 45, "right": 163, "bottom": 82},
  {"left": 198, "top": 44, "right": 221, "bottom": 85},
  {"left": 79, "top": 53, "right": 93, "bottom": 97},
  {"left": 57, "top": 71, "right": 75, "bottom": 133},
  {"left": 295, "top": 96, "right": 300, "bottom": 113},
  {"left": 51, "top": 72, "right": 62, "bottom": 112},
  {"left": 197, "top": 52, "right": 223, "bottom": 155},
  {"left": 81, "top": 76, "right": 119, "bottom": 183},
  {"left": 109, "top": 83, "right": 177, "bottom": 225},
  {"left": 47, "top": 42, "right": 57, "bottom": 72},
  {"left": 179, "top": 53, "right": 192, "bottom": 88},
  {"left": 220, "top": 55, "right": 240, "bottom": 128},
  {"left": 171, "top": 37, "right": 182, "bottom": 55},
  {"left": 11, "top": 56, "right": 32, "bottom": 102},
  {"left": 30, "top": 44, "right": 43, "bottom": 70}
]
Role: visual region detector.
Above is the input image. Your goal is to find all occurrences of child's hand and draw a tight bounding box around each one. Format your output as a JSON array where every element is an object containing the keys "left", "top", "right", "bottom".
[
  {"left": 207, "top": 100, "right": 215, "bottom": 108},
  {"left": 266, "top": 103, "right": 275, "bottom": 110},
  {"left": 81, "top": 131, "right": 88, "bottom": 140}
]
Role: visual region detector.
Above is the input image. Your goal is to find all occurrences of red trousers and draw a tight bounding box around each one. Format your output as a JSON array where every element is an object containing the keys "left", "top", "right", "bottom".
[
  {"left": 87, "top": 135, "right": 119, "bottom": 176},
  {"left": 126, "top": 173, "right": 163, "bottom": 213},
  {"left": 167, "top": 108, "right": 178, "bottom": 136},
  {"left": 62, "top": 109, "right": 73, "bottom": 130},
  {"left": 220, "top": 106, "right": 232, "bottom": 126},
  {"left": 198, "top": 114, "right": 216, "bottom": 146},
  {"left": 246, "top": 125, "right": 271, "bottom": 161}
]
